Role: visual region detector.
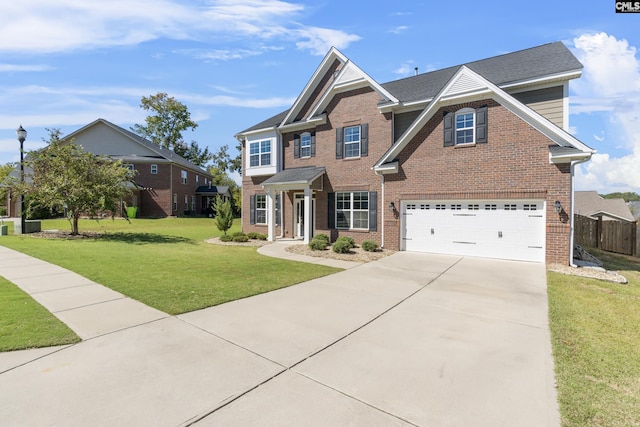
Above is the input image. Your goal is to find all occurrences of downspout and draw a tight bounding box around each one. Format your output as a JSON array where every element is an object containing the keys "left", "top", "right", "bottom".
[
  {"left": 569, "top": 157, "right": 591, "bottom": 267},
  {"left": 276, "top": 127, "right": 284, "bottom": 238},
  {"left": 381, "top": 174, "right": 385, "bottom": 248}
]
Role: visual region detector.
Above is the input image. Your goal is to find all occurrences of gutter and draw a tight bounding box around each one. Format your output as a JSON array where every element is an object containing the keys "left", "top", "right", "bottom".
[{"left": 569, "top": 156, "right": 592, "bottom": 267}]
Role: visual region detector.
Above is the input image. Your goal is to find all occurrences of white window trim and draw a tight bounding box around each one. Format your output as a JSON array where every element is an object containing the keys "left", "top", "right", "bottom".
[
  {"left": 249, "top": 140, "right": 272, "bottom": 167},
  {"left": 343, "top": 125, "right": 361, "bottom": 158},
  {"left": 255, "top": 194, "right": 267, "bottom": 224},
  {"left": 181, "top": 170, "right": 187, "bottom": 185},
  {"left": 151, "top": 164, "right": 158, "bottom": 174},
  {"left": 455, "top": 107, "right": 475, "bottom": 145},
  {"left": 336, "top": 191, "right": 368, "bottom": 230},
  {"left": 173, "top": 194, "right": 178, "bottom": 211},
  {"left": 300, "top": 132, "right": 312, "bottom": 158}
]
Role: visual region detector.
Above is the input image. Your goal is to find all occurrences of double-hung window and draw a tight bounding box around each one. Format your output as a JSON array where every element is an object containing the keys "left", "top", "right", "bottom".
[
  {"left": 455, "top": 108, "right": 475, "bottom": 145},
  {"left": 343, "top": 126, "right": 361, "bottom": 158},
  {"left": 181, "top": 170, "right": 187, "bottom": 184},
  {"left": 255, "top": 194, "right": 267, "bottom": 224},
  {"left": 300, "top": 132, "right": 312, "bottom": 158},
  {"left": 249, "top": 140, "right": 271, "bottom": 167},
  {"left": 336, "top": 191, "right": 369, "bottom": 230},
  {"left": 150, "top": 164, "right": 158, "bottom": 174}
]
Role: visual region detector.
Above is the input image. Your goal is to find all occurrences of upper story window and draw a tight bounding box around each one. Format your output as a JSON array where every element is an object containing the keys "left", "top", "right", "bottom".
[
  {"left": 443, "top": 106, "right": 488, "bottom": 146},
  {"left": 181, "top": 170, "right": 187, "bottom": 184},
  {"left": 250, "top": 140, "right": 271, "bottom": 167},
  {"left": 125, "top": 164, "right": 134, "bottom": 171},
  {"left": 151, "top": 164, "right": 158, "bottom": 174},
  {"left": 344, "top": 126, "right": 361, "bottom": 158},
  {"left": 455, "top": 108, "right": 475, "bottom": 145},
  {"left": 336, "top": 124, "right": 368, "bottom": 159},
  {"left": 300, "top": 132, "right": 312, "bottom": 158}
]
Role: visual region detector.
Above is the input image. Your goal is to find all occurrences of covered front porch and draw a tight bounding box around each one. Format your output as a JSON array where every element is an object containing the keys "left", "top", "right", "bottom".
[{"left": 261, "top": 166, "right": 325, "bottom": 244}]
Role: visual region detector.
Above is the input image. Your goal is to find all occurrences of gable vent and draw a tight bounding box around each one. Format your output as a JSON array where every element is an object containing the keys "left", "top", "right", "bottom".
[{"left": 445, "top": 73, "right": 485, "bottom": 97}]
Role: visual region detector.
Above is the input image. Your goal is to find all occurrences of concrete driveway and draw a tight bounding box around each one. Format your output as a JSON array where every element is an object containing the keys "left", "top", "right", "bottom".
[{"left": 0, "top": 251, "right": 558, "bottom": 426}]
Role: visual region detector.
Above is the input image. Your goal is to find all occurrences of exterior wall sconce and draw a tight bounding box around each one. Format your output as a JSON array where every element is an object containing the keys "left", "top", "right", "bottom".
[
  {"left": 554, "top": 200, "right": 562, "bottom": 214},
  {"left": 389, "top": 201, "right": 395, "bottom": 211}
]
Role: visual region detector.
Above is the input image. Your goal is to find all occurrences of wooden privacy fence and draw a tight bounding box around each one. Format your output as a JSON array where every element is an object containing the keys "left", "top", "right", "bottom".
[{"left": 574, "top": 214, "right": 638, "bottom": 256}]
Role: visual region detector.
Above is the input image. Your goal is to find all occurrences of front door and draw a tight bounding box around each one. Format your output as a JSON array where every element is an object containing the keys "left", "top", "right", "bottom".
[{"left": 294, "top": 193, "right": 315, "bottom": 239}]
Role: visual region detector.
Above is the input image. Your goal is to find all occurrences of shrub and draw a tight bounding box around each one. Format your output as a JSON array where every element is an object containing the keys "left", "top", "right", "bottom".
[
  {"left": 362, "top": 240, "right": 379, "bottom": 252},
  {"left": 233, "top": 234, "right": 249, "bottom": 243},
  {"left": 309, "top": 237, "right": 329, "bottom": 251},
  {"left": 335, "top": 236, "right": 355, "bottom": 248},
  {"left": 219, "top": 234, "right": 233, "bottom": 242},
  {"left": 256, "top": 233, "right": 268, "bottom": 241},
  {"left": 314, "top": 233, "right": 330, "bottom": 244},
  {"left": 230, "top": 231, "right": 246, "bottom": 238},
  {"left": 247, "top": 231, "right": 260, "bottom": 239},
  {"left": 332, "top": 240, "right": 352, "bottom": 254}
]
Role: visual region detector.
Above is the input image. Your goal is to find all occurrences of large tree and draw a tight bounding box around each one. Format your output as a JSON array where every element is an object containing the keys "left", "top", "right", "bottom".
[
  {"left": 19, "top": 132, "right": 135, "bottom": 235},
  {"left": 0, "top": 163, "right": 15, "bottom": 216},
  {"left": 131, "top": 92, "right": 211, "bottom": 166}
]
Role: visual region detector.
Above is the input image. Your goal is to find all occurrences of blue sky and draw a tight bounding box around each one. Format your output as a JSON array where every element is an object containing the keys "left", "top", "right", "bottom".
[{"left": 1, "top": 0, "right": 638, "bottom": 193}]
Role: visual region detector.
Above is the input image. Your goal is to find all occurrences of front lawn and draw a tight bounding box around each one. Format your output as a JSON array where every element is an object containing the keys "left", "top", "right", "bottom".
[
  {"left": 0, "top": 276, "right": 80, "bottom": 352},
  {"left": 548, "top": 249, "right": 640, "bottom": 427},
  {"left": 0, "top": 218, "right": 341, "bottom": 316}
]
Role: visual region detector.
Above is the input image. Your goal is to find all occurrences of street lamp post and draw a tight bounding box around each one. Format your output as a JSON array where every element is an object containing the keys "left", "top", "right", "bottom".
[{"left": 16, "top": 125, "right": 27, "bottom": 235}]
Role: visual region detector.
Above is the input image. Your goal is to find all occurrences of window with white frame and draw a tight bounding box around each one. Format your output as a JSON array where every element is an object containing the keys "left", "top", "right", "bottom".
[
  {"left": 151, "top": 164, "right": 158, "bottom": 174},
  {"left": 191, "top": 196, "right": 196, "bottom": 211},
  {"left": 181, "top": 170, "right": 187, "bottom": 184},
  {"left": 336, "top": 191, "right": 368, "bottom": 230},
  {"left": 249, "top": 140, "right": 271, "bottom": 167},
  {"left": 173, "top": 194, "right": 177, "bottom": 211},
  {"left": 300, "top": 132, "right": 312, "bottom": 158},
  {"left": 125, "top": 164, "right": 134, "bottom": 171},
  {"left": 184, "top": 195, "right": 188, "bottom": 211},
  {"left": 255, "top": 194, "right": 267, "bottom": 224},
  {"left": 196, "top": 175, "right": 199, "bottom": 184},
  {"left": 343, "top": 126, "right": 361, "bottom": 158},
  {"left": 455, "top": 108, "right": 475, "bottom": 145}
]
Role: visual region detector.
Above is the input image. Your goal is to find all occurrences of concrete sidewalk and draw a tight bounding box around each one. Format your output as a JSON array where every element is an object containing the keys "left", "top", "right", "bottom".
[{"left": 0, "top": 244, "right": 559, "bottom": 426}]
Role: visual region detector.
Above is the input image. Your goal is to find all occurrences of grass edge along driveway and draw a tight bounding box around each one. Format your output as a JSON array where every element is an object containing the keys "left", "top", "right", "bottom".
[
  {"left": 0, "top": 219, "right": 340, "bottom": 347},
  {"left": 548, "top": 248, "right": 640, "bottom": 427}
]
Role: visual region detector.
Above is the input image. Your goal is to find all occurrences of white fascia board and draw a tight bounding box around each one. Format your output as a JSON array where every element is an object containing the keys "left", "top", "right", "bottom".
[
  {"left": 308, "top": 60, "right": 399, "bottom": 119},
  {"left": 549, "top": 150, "right": 594, "bottom": 164},
  {"left": 280, "top": 47, "right": 348, "bottom": 127},
  {"left": 499, "top": 70, "right": 582, "bottom": 91},
  {"left": 237, "top": 126, "right": 278, "bottom": 139},
  {"left": 373, "top": 161, "right": 399, "bottom": 174},
  {"left": 278, "top": 114, "right": 327, "bottom": 132}
]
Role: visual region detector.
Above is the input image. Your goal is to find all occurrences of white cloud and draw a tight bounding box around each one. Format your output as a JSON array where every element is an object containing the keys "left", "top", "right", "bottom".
[
  {"left": 387, "top": 26, "right": 410, "bottom": 35},
  {"left": 571, "top": 32, "right": 640, "bottom": 192},
  {"left": 0, "top": 0, "right": 360, "bottom": 56},
  {"left": 295, "top": 26, "right": 362, "bottom": 55},
  {"left": 0, "top": 64, "right": 52, "bottom": 72},
  {"left": 394, "top": 61, "right": 415, "bottom": 76}
]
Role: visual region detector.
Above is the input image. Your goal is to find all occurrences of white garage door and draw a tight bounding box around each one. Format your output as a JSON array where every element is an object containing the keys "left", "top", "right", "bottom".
[{"left": 401, "top": 200, "right": 545, "bottom": 262}]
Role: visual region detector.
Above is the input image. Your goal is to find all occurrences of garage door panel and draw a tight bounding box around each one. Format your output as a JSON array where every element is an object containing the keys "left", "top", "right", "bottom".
[{"left": 402, "top": 200, "right": 545, "bottom": 262}]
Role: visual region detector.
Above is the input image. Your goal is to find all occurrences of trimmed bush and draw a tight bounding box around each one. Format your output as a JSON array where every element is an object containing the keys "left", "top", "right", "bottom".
[
  {"left": 219, "top": 234, "right": 233, "bottom": 242},
  {"left": 335, "top": 236, "right": 355, "bottom": 248},
  {"left": 232, "top": 234, "right": 249, "bottom": 243},
  {"left": 332, "top": 240, "right": 352, "bottom": 254},
  {"left": 247, "top": 231, "right": 260, "bottom": 239},
  {"left": 256, "top": 233, "right": 268, "bottom": 241},
  {"left": 362, "top": 240, "right": 379, "bottom": 252},
  {"left": 309, "top": 237, "right": 329, "bottom": 251},
  {"left": 314, "top": 233, "right": 330, "bottom": 244},
  {"left": 230, "top": 231, "right": 246, "bottom": 238}
]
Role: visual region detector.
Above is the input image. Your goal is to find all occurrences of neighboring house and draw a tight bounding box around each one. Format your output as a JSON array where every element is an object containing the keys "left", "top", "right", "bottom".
[
  {"left": 6, "top": 119, "right": 214, "bottom": 218},
  {"left": 575, "top": 191, "right": 636, "bottom": 222},
  {"left": 236, "top": 42, "right": 595, "bottom": 264}
]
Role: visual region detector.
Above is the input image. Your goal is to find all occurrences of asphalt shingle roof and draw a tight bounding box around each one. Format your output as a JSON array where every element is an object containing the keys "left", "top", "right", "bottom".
[
  {"left": 238, "top": 41, "right": 582, "bottom": 133},
  {"left": 262, "top": 166, "right": 325, "bottom": 186}
]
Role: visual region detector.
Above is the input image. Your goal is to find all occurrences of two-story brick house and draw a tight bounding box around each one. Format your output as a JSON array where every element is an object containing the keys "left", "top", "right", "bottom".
[
  {"left": 6, "top": 119, "right": 216, "bottom": 218},
  {"left": 236, "top": 42, "right": 595, "bottom": 264}
]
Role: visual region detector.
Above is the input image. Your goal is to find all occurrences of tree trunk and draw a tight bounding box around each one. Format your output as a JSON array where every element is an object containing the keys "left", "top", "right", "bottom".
[{"left": 72, "top": 214, "right": 80, "bottom": 235}]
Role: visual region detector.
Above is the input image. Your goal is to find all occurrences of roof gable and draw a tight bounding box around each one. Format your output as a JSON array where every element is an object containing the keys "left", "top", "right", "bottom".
[
  {"left": 374, "top": 66, "right": 594, "bottom": 170},
  {"left": 65, "top": 119, "right": 207, "bottom": 172},
  {"left": 575, "top": 191, "right": 636, "bottom": 222}
]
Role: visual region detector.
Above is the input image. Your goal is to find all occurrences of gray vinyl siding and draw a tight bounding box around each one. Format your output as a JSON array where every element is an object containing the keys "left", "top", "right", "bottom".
[
  {"left": 511, "top": 86, "right": 564, "bottom": 128},
  {"left": 394, "top": 110, "right": 422, "bottom": 143}
]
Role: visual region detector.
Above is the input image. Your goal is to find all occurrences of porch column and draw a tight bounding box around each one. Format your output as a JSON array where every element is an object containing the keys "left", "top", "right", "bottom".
[
  {"left": 266, "top": 190, "right": 276, "bottom": 242},
  {"left": 303, "top": 187, "right": 312, "bottom": 244}
]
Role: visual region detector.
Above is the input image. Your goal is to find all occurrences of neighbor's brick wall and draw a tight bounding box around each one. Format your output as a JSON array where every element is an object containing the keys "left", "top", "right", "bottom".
[{"left": 384, "top": 99, "right": 573, "bottom": 264}]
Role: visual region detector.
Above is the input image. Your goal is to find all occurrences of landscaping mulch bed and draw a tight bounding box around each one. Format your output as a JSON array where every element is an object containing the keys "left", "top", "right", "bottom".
[{"left": 285, "top": 244, "right": 395, "bottom": 263}]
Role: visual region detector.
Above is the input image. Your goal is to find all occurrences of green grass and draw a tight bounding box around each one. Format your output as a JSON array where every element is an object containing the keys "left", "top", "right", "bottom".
[
  {"left": 0, "top": 276, "right": 80, "bottom": 352},
  {"left": 548, "top": 249, "right": 640, "bottom": 427},
  {"left": 0, "top": 217, "right": 340, "bottom": 316}
]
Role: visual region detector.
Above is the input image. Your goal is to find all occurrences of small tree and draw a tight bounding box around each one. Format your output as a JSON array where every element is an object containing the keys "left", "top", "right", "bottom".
[
  {"left": 213, "top": 196, "right": 234, "bottom": 235},
  {"left": 19, "top": 136, "right": 135, "bottom": 235}
]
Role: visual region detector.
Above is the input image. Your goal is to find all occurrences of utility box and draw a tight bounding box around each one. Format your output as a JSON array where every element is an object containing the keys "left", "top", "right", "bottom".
[{"left": 0, "top": 225, "right": 7, "bottom": 236}]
